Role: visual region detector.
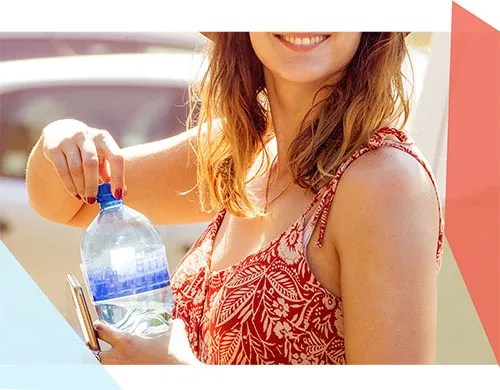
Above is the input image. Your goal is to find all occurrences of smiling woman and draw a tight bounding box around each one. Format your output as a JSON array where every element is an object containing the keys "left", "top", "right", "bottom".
[
  {"left": 176, "top": 32, "right": 443, "bottom": 364},
  {"left": 26, "top": 32, "right": 444, "bottom": 365}
]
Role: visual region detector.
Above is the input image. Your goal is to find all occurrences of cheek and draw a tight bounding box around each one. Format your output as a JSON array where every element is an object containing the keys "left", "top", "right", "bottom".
[
  {"left": 334, "top": 33, "right": 362, "bottom": 67},
  {"left": 300, "top": 33, "right": 362, "bottom": 82},
  {"left": 249, "top": 33, "right": 277, "bottom": 71}
]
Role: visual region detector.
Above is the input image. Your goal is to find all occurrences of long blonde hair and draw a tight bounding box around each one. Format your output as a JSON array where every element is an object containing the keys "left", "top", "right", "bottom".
[{"left": 189, "top": 32, "right": 411, "bottom": 218}]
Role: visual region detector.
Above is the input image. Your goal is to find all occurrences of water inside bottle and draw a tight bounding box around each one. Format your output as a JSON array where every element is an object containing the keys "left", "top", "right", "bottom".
[{"left": 95, "top": 286, "right": 174, "bottom": 336}]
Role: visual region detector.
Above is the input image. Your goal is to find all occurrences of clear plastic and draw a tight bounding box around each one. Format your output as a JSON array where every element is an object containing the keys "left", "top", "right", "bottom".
[{"left": 80, "top": 185, "right": 173, "bottom": 337}]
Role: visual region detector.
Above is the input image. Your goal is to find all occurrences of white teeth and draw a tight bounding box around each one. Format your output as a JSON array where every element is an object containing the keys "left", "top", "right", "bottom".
[{"left": 280, "top": 35, "right": 327, "bottom": 46}]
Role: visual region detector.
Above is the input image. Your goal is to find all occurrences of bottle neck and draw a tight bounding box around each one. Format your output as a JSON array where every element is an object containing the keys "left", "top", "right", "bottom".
[{"left": 99, "top": 200, "right": 123, "bottom": 211}]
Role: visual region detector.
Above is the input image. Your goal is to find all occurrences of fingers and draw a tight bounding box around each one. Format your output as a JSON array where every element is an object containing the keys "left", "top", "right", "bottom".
[
  {"left": 93, "top": 320, "right": 123, "bottom": 346},
  {"left": 99, "top": 155, "right": 111, "bottom": 183},
  {"left": 62, "top": 144, "right": 87, "bottom": 202},
  {"left": 94, "top": 130, "right": 126, "bottom": 199},
  {"left": 96, "top": 350, "right": 110, "bottom": 365},
  {"left": 42, "top": 122, "right": 126, "bottom": 202},
  {"left": 93, "top": 321, "right": 130, "bottom": 365},
  {"left": 46, "top": 150, "right": 80, "bottom": 200},
  {"left": 80, "top": 137, "right": 99, "bottom": 202},
  {"left": 96, "top": 349, "right": 118, "bottom": 365}
]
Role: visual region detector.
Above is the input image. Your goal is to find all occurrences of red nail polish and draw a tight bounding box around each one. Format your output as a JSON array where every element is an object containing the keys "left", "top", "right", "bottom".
[
  {"left": 114, "top": 188, "right": 123, "bottom": 200},
  {"left": 86, "top": 197, "right": 96, "bottom": 204},
  {"left": 75, "top": 194, "right": 82, "bottom": 200}
]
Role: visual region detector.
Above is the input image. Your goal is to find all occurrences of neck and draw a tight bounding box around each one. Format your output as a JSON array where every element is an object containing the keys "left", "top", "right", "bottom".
[{"left": 265, "top": 71, "right": 327, "bottom": 178}]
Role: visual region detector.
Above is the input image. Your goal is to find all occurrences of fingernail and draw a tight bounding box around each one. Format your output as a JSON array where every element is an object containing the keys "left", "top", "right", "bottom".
[
  {"left": 114, "top": 188, "right": 123, "bottom": 200},
  {"left": 75, "top": 194, "right": 82, "bottom": 200},
  {"left": 94, "top": 323, "right": 103, "bottom": 331},
  {"left": 86, "top": 197, "right": 96, "bottom": 204}
]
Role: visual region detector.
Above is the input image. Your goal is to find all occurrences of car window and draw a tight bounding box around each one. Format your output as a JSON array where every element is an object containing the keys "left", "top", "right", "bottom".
[{"left": 0, "top": 85, "right": 189, "bottom": 178}]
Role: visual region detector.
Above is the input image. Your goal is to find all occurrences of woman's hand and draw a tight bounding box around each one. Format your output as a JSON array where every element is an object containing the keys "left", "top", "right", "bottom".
[
  {"left": 41, "top": 119, "right": 126, "bottom": 203},
  {"left": 28, "top": 118, "right": 210, "bottom": 227},
  {"left": 94, "top": 319, "right": 200, "bottom": 365}
]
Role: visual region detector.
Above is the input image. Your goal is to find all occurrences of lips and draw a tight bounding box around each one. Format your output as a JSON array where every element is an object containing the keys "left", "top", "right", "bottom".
[
  {"left": 274, "top": 33, "right": 331, "bottom": 52},
  {"left": 277, "top": 34, "right": 329, "bottom": 45}
]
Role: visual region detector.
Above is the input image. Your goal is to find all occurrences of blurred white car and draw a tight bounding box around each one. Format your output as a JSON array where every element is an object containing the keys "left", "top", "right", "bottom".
[
  {"left": 0, "top": 32, "right": 207, "bottom": 61},
  {"left": 0, "top": 51, "right": 208, "bottom": 331}
]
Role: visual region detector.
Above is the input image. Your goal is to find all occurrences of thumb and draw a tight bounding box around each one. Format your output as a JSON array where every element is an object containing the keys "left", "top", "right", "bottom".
[{"left": 94, "top": 320, "right": 123, "bottom": 346}]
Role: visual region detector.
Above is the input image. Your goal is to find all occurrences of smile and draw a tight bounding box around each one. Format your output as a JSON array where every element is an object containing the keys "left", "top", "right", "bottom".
[
  {"left": 274, "top": 33, "right": 330, "bottom": 52},
  {"left": 278, "top": 34, "right": 329, "bottom": 46}
]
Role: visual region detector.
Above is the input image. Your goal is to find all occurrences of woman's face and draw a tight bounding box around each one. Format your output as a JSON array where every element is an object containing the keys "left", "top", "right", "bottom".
[{"left": 249, "top": 32, "right": 362, "bottom": 86}]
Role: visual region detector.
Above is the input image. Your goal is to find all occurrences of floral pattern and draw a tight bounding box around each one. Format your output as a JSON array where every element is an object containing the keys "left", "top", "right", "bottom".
[
  {"left": 273, "top": 298, "right": 290, "bottom": 317},
  {"left": 171, "top": 127, "right": 445, "bottom": 365}
]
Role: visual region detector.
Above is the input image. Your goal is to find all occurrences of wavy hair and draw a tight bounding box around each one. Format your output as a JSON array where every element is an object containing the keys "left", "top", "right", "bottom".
[{"left": 189, "top": 32, "right": 411, "bottom": 218}]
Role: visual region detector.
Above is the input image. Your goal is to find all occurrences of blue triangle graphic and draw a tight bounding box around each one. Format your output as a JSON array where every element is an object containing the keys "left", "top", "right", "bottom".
[{"left": 0, "top": 241, "right": 119, "bottom": 389}]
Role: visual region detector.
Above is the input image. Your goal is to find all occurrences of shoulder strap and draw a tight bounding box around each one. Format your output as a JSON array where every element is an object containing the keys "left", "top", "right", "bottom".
[
  {"left": 307, "top": 127, "right": 406, "bottom": 248},
  {"left": 304, "top": 127, "right": 444, "bottom": 272},
  {"left": 299, "top": 127, "right": 407, "bottom": 221}
]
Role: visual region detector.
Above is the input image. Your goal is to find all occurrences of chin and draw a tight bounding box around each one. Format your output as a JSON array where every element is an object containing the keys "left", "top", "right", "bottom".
[
  {"left": 251, "top": 32, "right": 359, "bottom": 87},
  {"left": 270, "top": 63, "right": 340, "bottom": 86}
]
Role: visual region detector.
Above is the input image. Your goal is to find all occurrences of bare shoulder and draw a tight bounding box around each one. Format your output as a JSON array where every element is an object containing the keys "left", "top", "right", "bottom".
[
  {"left": 329, "top": 144, "right": 440, "bottom": 262},
  {"left": 340, "top": 144, "right": 434, "bottom": 196},
  {"left": 335, "top": 146, "right": 437, "bottom": 207}
]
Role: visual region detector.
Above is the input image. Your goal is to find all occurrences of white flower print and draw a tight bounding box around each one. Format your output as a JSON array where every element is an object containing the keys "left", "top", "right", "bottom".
[
  {"left": 287, "top": 228, "right": 299, "bottom": 248},
  {"left": 272, "top": 297, "right": 290, "bottom": 318},
  {"left": 273, "top": 321, "right": 292, "bottom": 339},
  {"left": 290, "top": 352, "right": 319, "bottom": 365},
  {"left": 278, "top": 226, "right": 301, "bottom": 265}
]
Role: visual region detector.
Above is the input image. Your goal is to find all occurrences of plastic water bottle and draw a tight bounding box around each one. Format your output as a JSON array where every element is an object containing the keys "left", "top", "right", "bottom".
[{"left": 80, "top": 183, "right": 173, "bottom": 336}]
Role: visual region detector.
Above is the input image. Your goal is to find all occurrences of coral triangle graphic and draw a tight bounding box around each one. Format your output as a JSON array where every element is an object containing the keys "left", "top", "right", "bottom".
[{"left": 447, "top": 2, "right": 500, "bottom": 364}]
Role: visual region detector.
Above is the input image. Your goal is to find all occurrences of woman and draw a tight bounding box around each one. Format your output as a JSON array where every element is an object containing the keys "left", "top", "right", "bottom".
[{"left": 26, "top": 32, "right": 444, "bottom": 365}]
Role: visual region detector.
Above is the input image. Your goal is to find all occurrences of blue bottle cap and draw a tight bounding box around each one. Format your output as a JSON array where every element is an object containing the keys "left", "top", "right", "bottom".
[{"left": 97, "top": 183, "right": 123, "bottom": 209}]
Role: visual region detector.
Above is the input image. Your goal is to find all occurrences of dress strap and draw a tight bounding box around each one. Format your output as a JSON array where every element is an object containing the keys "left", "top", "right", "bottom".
[
  {"left": 306, "top": 127, "right": 415, "bottom": 249},
  {"left": 367, "top": 126, "right": 411, "bottom": 147}
]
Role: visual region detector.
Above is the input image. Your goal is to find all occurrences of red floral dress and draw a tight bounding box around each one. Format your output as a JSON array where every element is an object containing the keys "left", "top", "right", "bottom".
[{"left": 171, "top": 127, "right": 445, "bottom": 364}]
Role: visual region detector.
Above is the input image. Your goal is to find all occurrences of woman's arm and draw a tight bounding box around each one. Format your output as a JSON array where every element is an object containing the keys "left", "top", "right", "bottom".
[
  {"left": 26, "top": 119, "right": 215, "bottom": 227},
  {"left": 330, "top": 146, "right": 440, "bottom": 364}
]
